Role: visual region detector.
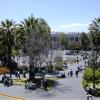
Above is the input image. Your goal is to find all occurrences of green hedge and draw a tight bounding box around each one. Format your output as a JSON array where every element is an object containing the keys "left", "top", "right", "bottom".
[
  {"left": 82, "top": 78, "right": 88, "bottom": 89},
  {"left": 82, "top": 67, "right": 100, "bottom": 96},
  {"left": 83, "top": 68, "right": 100, "bottom": 83}
]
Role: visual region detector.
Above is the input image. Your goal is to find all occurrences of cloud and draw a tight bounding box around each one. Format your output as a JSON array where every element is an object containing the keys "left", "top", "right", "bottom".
[
  {"left": 51, "top": 23, "right": 89, "bottom": 32},
  {"left": 61, "top": 23, "right": 83, "bottom": 28}
]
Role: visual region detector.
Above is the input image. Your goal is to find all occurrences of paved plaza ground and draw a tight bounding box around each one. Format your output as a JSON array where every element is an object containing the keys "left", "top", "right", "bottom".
[{"left": 0, "top": 58, "right": 100, "bottom": 100}]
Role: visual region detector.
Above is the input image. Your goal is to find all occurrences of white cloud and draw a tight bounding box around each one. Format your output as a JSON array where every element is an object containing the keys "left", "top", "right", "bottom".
[
  {"left": 51, "top": 23, "right": 89, "bottom": 32},
  {"left": 61, "top": 23, "right": 83, "bottom": 28}
]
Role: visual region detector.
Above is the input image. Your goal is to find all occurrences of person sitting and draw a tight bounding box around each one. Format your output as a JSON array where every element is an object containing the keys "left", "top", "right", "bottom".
[
  {"left": 9, "top": 78, "right": 13, "bottom": 86},
  {"left": 3, "top": 76, "right": 9, "bottom": 87},
  {"left": 43, "top": 80, "right": 48, "bottom": 91},
  {"left": 85, "top": 85, "right": 93, "bottom": 100},
  {"left": 25, "top": 81, "right": 29, "bottom": 89},
  {"left": 1, "top": 74, "right": 6, "bottom": 83},
  {"left": 25, "top": 81, "right": 36, "bottom": 90}
]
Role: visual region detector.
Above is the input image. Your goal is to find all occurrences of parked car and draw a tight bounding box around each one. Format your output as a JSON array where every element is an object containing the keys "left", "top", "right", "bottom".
[{"left": 57, "top": 72, "right": 66, "bottom": 78}]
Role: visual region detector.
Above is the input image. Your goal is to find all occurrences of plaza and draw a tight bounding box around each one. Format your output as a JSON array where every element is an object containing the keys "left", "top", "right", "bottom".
[{"left": 0, "top": 53, "right": 100, "bottom": 100}]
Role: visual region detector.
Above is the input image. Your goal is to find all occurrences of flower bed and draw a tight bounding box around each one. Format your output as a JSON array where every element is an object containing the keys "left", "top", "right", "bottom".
[{"left": 0, "top": 67, "right": 10, "bottom": 75}]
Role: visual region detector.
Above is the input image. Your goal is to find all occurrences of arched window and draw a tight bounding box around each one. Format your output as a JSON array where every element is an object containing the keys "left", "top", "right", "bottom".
[
  {"left": 53, "top": 36, "right": 56, "bottom": 42},
  {"left": 70, "top": 36, "right": 74, "bottom": 42}
]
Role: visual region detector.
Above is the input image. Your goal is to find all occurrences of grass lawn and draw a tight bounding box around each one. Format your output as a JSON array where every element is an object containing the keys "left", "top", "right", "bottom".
[
  {"left": 45, "top": 76, "right": 58, "bottom": 80},
  {"left": 13, "top": 76, "right": 58, "bottom": 86},
  {"left": 13, "top": 78, "right": 27, "bottom": 86}
]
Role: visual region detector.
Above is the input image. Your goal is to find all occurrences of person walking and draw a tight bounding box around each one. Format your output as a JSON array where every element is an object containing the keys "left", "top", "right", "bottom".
[
  {"left": 23, "top": 70, "right": 26, "bottom": 78},
  {"left": 63, "top": 62, "right": 68, "bottom": 69},
  {"left": 75, "top": 70, "right": 79, "bottom": 78},
  {"left": 70, "top": 69, "right": 73, "bottom": 77},
  {"left": 77, "top": 66, "right": 80, "bottom": 72},
  {"left": 17, "top": 71, "right": 20, "bottom": 79},
  {"left": 68, "top": 72, "right": 70, "bottom": 77}
]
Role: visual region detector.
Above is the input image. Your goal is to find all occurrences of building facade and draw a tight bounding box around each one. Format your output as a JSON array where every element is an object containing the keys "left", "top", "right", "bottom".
[{"left": 51, "top": 32, "right": 82, "bottom": 49}]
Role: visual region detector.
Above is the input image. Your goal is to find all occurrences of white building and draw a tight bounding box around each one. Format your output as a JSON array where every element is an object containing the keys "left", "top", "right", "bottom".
[{"left": 51, "top": 32, "right": 82, "bottom": 49}]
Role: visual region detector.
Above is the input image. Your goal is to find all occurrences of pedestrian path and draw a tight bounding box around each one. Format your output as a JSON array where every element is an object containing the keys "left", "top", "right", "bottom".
[{"left": 47, "top": 60, "right": 87, "bottom": 99}]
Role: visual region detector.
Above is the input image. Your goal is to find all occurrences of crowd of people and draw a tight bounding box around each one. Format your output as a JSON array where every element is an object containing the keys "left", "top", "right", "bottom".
[
  {"left": 63, "top": 64, "right": 83, "bottom": 78},
  {"left": 57, "top": 60, "right": 84, "bottom": 79}
]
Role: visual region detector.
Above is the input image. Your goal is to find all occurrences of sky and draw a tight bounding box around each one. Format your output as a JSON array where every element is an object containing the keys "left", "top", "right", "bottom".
[{"left": 0, "top": 0, "right": 100, "bottom": 33}]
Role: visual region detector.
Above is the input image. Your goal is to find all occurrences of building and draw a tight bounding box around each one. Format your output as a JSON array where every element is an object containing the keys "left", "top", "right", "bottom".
[{"left": 51, "top": 32, "right": 82, "bottom": 49}]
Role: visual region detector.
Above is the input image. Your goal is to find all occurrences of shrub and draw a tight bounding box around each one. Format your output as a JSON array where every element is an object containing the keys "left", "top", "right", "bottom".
[
  {"left": 82, "top": 78, "right": 88, "bottom": 89},
  {"left": 54, "top": 61, "right": 63, "bottom": 71},
  {"left": 54, "top": 65, "right": 63, "bottom": 71},
  {"left": 82, "top": 67, "right": 100, "bottom": 97},
  {"left": 54, "top": 54, "right": 63, "bottom": 71},
  {"left": 83, "top": 68, "right": 100, "bottom": 83}
]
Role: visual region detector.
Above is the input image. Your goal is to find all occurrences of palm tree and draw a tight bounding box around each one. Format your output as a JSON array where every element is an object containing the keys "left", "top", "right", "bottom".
[
  {"left": 20, "top": 15, "right": 51, "bottom": 81},
  {"left": 19, "top": 15, "right": 36, "bottom": 54},
  {"left": 35, "top": 18, "right": 51, "bottom": 51},
  {"left": 14, "top": 25, "right": 26, "bottom": 55},
  {"left": 20, "top": 15, "right": 36, "bottom": 34},
  {"left": 19, "top": 15, "right": 37, "bottom": 80},
  {"left": 0, "top": 19, "right": 17, "bottom": 66}
]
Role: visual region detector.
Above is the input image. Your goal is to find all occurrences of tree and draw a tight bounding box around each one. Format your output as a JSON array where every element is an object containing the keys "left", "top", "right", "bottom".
[
  {"left": 19, "top": 15, "right": 36, "bottom": 54},
  {"left": 83, "top": 68, "right": 100, "bottom": 88},
  {"left": 0, "top": 19, "right": 17, "bottom": 66},
  {"left": 59, "top": 33, "right": 68, "bottom": 49},
  {"left": 88, "top": 50, "right": 99, "bottom": 89},
  {"left": 20, "top": 15, "right": 51, "bottom": 82},
  {"left": 54, "top": 53, "right": 63, "bottom": 71},
  {"left": 14, "top": 25, "right": 26, "bottom": 55},
  {"left": 88, "top": 18, "right": 100, "bottom": 89},
  {"left": 89, "top": 18, "right": 100, "bottom": 50},
  {"left": 19, "top": 15, "right": 37, "bottom": 80},
  {"left": 80, "top": 32, "right": 91, "bottom": 50}
]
